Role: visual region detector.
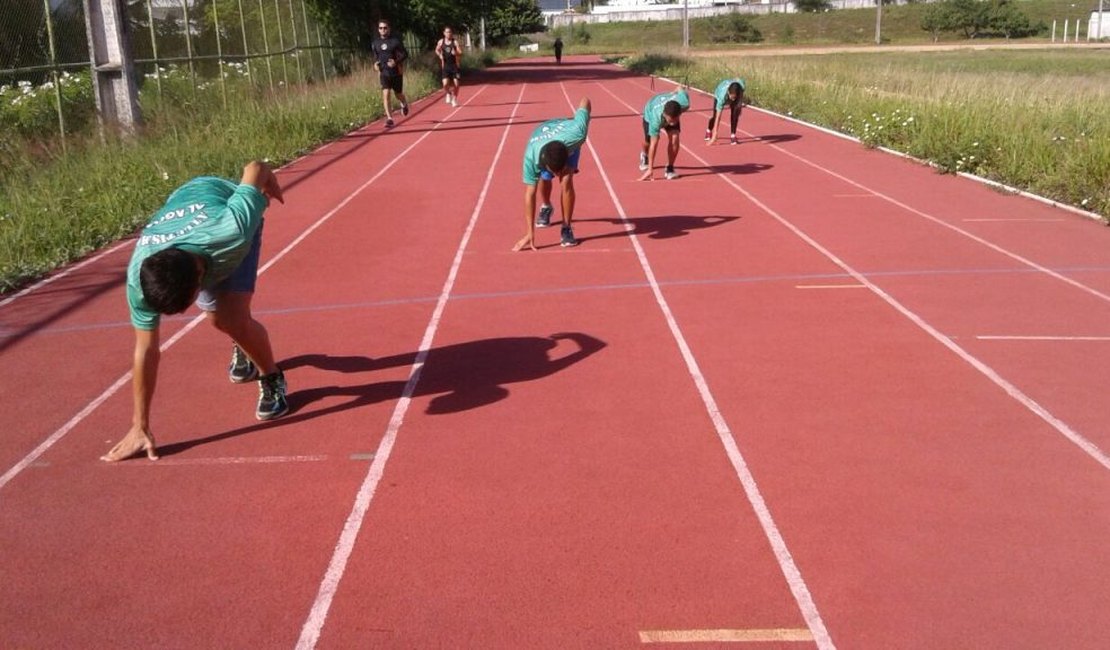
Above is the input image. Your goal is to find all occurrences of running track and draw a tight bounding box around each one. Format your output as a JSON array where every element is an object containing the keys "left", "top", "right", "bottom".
[{"left": 2, "top": 57, "right": 1109, "bottom": 648}]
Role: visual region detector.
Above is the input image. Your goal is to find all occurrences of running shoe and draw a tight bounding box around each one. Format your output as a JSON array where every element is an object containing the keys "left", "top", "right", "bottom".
[
  {"left": 401, "top": 102, "right": 410, "bottom": 116},
  {"left": 704, "top": 129, "right": 712, "bottom": 141},
  {"left": 256, "top": 370, "right": 289, "bottom": 421},
  {"left": 451, "top": 95, "right": 459, "bottom": 107},
  {"left": 536, "top": 204, "right": 553, "bottom": 227},
  {"left": 445, "top": 94, "right": 451, "bottom": 104},
  {"left": 228, "top": 345, "right": 258, "bottom": 383},
  {"left": 664, "top": 166, "right": 678, "bottom": 180},
  {"left": 385, "top": 118, "right": 394, "bottom": 128},
  {"left": 730, "top": 134, "right": 738, "bottom": 145},
  {"left": 560, "top": 226, "right": 579, "bottom": 248},
  {"left": 638, "top": 152, "right": 649, "bottom": 171}
]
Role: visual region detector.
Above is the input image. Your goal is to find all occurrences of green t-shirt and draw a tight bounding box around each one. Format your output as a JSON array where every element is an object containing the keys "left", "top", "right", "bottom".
[
  {"left": 713, "top": 78, "right": 746, "bottom": 111},
  {"left": 642, "top": 89, "right": 690, "bottom": 138},
  {"left": 126, "top": 177, "right": 267, "bottom": 330},
  {"left": 522, "top": 107, "right": 591, "bottom": 185}
]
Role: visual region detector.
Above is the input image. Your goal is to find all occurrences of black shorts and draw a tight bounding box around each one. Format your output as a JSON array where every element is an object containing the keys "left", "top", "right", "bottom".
[
  {"left": 642, "top": 118, "right": 680, "bottom": 142},
  {"left": 379, "top": 73, "right": 404, "bottom": 93},
  {"left": 442, "top": 66, "right": 460, "bottom": 81}
]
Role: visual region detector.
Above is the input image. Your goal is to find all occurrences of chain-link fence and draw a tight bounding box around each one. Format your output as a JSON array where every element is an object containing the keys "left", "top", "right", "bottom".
[{"left": 1, "top": 0, "right": 347, "bottom": 146}]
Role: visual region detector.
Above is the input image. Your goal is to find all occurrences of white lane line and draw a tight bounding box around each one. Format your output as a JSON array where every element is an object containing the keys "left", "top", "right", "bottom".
[
  {"left": 0, "top": 239, "right": 133, "bottom": 309},
  {"left": 0, "top": 85, "right": 489, "bottom": 494},
  {"left": 750, "top": 133, "right": 1110, "bottom": 306},
  {"left": 796, "top": 284, "right": 866, "bottom": 289},
  {"left": 592, "top": 83, "right": 836, "bottom": 650},
  {"left": 666, "top": 111, "right": 1110, "bottom": 473},
  {"left": 294, "top": 84, "right": 526, "bottom": 650},
  {"left": 977, "top": 335, "right": 1110, "bottom": 342},
  {"left": 640, "top": 628, "right": 815, "bottom": 643},
  {"left": 963, "top": 218, "right": 1065, "bottom": 223},
  {"left": 109, "top": 455, "right": 329, "bottom": 466}
]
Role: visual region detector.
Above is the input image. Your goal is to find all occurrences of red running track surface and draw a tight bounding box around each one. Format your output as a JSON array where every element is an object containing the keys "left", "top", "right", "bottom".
[{"left": 2, "top": 56, "right": 1109, "bottom": 649}]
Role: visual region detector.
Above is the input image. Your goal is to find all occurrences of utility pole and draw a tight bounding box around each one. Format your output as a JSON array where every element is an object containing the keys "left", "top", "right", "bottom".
[
  {"left": 82, "top": 0, "right": 142, "bottom": 134},
  {"left": 875, "top": 0, "right": 883, "bottom": 45},
  {"left": 682, "top": 0, "right": 689, "bottom": 49}
]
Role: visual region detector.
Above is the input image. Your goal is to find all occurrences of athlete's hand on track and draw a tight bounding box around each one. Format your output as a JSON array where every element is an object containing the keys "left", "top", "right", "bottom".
[
  {"left": 101, "top": 425, "right": 159, "bottom": 462},
  {"left": 637, "top": 169, "right": 653, "bottom": 181},
  {"left": 512, "top": 234, "right": 536, "bottom": 252}
]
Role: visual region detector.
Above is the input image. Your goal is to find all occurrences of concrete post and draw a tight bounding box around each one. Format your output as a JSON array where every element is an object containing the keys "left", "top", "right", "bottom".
[{"left": 82, "top": 0, "right": 142, "bottom": 134}]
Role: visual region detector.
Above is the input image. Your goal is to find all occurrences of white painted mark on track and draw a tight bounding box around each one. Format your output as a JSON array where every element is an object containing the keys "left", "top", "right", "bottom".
[
  {"left": 0, "top": 86, "right": 489, "bottom": 494},
  {"left": 639, "top": 628, "right": 815, "bottom": 643},
  {"left": 591, "top": 82, "right": 836, "bottom": 650},
  {"left": 637, "top": 83, "right": 1110, "bottom": 474},
  {"left": 294, "top": 84, "right": 527, "bottom": 650}
]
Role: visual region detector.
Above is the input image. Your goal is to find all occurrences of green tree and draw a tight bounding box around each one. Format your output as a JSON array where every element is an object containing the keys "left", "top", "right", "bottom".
[
  {"left": 920, "top": 1, "right": 959, "bottom": 41},
  {"left": 794, "top": 0, "right": 832, "bottom": 12}
]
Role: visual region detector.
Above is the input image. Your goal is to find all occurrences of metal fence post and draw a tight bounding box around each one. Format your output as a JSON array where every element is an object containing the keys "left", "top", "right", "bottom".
[
  {"left": 144, "top": 0, "right": 163, "bottom": 101},
  {"left": 213, "top": 0, "right": 228, "bottom": 108},
  {"left": 300, "top": 0, "right": 313, "bottom": 82},
  {"left": 42, "top": 0, "right": 69, "bottom": 151},
  {"left": 236, "top": 0, "right": 253, "bottom": 84},
  {"left": 274, "top": 0, "right": 289, "bottom": 88},
  {"left": 181, "top": 0, "right": 197, "bottom": 100},
  {"left": 288, "top": 0, "right": 302, "bottom": 83},
  {"left": 258, "top": 0, "right": 275, "bottom": 91}
]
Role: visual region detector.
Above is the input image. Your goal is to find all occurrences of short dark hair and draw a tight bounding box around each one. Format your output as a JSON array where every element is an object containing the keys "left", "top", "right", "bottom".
[
  {"left": 139, "top": 248, "right": 200, "bottom": 315},
  {"left": 728, "top": 82, "right": 742, "bottom": 97},
  {"left": 663, "top": 100, "right": 682, "bottom": 118},
  {"left": 539, "top": 141, "right": 569, "bottom": 174}
]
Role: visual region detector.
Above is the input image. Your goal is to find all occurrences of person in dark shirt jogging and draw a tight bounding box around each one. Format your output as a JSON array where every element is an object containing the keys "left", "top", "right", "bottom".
[{"left": 372, "top": 19, "right": 410, "bottom": 128}]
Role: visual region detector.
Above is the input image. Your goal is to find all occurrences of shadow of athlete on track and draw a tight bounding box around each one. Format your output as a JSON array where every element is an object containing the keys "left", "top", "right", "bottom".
[
  {"left": 156, "top": 332, "right": 606, "bottom": 456},
  {"left": 580, "top": 214, "right": 739, "bottom": 243},
  {"left": 676, "top": 162, "right": 774, "bottom": 178}
]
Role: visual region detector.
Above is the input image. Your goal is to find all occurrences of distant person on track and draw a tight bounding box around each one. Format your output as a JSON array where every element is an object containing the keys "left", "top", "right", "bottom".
[
  {"left": 514, "top": 97, "right": 592, "bottom": 251},
  {"left": 101, "top": 161, "right": 288, "bottom": 462},
  {"left": 705, "top": 78, "right": 746, "bottom": 146},
  {"left": 553, "top": 37, "right": 563, "bottom": 64},
  {"left": 639, "top": 88, "right": 690, "bottom": 181},
  {"left": 372, "top": 19, "right": 410, "bottom": 128},
  {"left": 435, "top": 26, "right": 463, "bottom": 107}
]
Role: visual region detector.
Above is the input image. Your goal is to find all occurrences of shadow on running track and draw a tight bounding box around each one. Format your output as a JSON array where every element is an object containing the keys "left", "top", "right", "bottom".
[{"left": 156, "top": 332, "right": 606, "bottom": 456}]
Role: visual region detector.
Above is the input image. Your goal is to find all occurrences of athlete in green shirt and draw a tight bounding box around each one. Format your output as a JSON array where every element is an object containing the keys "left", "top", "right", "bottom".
[
  {"left": 705, "top": 78, "right": 746, "bottom": 146},
  {"left": 102, "top": 161, "right": 287, "bottom": 462},
  {"left": 638, "top": 89, "right": 690, "bottom": 181},
  {"left": 514, "top": 97, "right": 591, "bottom": 251}
]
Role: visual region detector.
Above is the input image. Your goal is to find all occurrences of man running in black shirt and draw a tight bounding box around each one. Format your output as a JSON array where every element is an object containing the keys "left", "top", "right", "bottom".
[
  {"left": 435, "top": 26, "right": 462, "bottom": 107},
  {"left": 371, "top": 19, "right": 410, "bottom": 128}
]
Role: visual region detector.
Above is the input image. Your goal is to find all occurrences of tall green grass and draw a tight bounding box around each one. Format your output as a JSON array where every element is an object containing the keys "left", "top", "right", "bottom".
[
  {"left": 0, "top": 64, "right": 439, "bottom": 292},
  {"left": 622, "top": 49, "right": 1109, "bottom": 219}
]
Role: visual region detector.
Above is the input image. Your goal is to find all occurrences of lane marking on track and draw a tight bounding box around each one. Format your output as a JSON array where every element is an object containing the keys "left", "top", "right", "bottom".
[
  {"left": 637, "top": 88, "right": 1110, "bottom": 474},
  {"left": 0, "top": 239, "right": 133, "bottom": 310},
  {"left": 0, "top": 85, "right": 489, "bottom": 494},
  {"left": 977, "top": 335, "right": 1110, "bottom": 342},
  {"left": 294, "top": 83, "right": 527, "bottom": 650},
  {"left": 107, "top": 455, "right": 329, "bottom": 466},
  {"left": 963, "top": 218, "right": 1066, "bottom": 222},
  {"left": 639, "top": 628, "right": 815, "bottom": 643},
  {"left": 796, "top": 284, "right": 866, "bottom": 289},
  {"left": 590, "top": 82, "right": 836, "bottom": 650},
  {"left": 832, "top": 193, "right": 876, "bottom": 198}
]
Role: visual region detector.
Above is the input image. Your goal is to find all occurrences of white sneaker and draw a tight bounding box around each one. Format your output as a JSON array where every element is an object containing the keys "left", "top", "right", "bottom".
[
  {"left": 638, "top": 152, "right": 649, "bottom": 172},
  {"left": 664, "top": 167, "right": 678, "bottom": 180},
  {"left": 451, "top": 96, "right": 458, "bottom": 107},
  {"left": 445, "top": 95, "right": 451, "bottom": 104}
]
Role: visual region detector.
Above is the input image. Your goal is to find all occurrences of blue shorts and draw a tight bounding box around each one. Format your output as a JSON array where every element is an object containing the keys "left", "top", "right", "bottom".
[
  {"left": 539, "top": 148, "right": 581, "bottom": 181},
  {"left": 197, "top": 223, "right": 263, "bottom": 312}
]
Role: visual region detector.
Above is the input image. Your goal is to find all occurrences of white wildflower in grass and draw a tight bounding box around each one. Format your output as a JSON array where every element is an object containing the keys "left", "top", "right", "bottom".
[
  {"left": 1082, "top": 198, "right": 1090, "bottom": 206},
  {"left": 161, "top": 171, "right": 169, "bottom": 181}
]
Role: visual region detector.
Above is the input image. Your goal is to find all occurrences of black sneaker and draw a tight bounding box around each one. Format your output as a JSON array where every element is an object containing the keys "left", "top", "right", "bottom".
[
  {"left": 401, "top": 102, "right": 410, "bottom": 116},
  {"left": 664, "top": 166, "right": 678, "bottom": 180},
  {"left": 638, "top": 152, "right": 649, "bottom": 171},
  {"left": 385, "top": 118, "right": 394, "bottom": 128},
  {"left": 536, "top": 204, "right": 553, "bottom": 227},
  {"left": 228, "top": 345, "right": 258, "bottom": 383},
  {"left": 560, "top": 226, "right": 579, "bottom": 248},
  {"left": 256, "top": 370, "right": 289, "bottom": 421}
]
